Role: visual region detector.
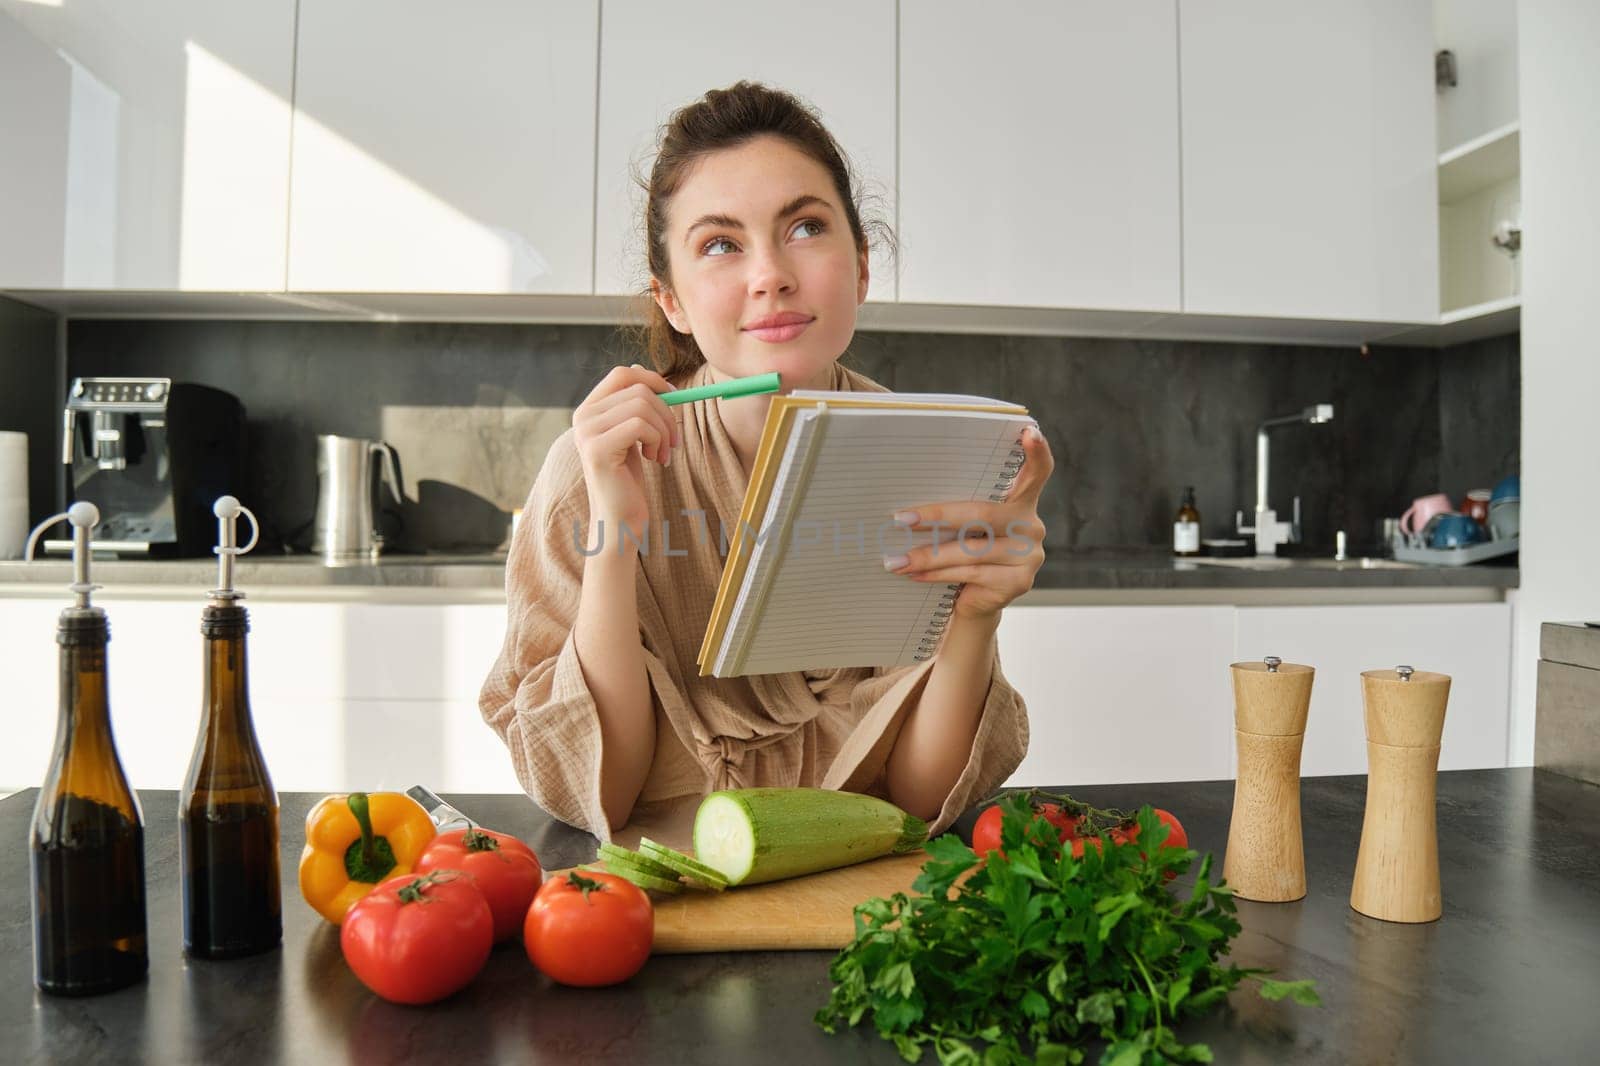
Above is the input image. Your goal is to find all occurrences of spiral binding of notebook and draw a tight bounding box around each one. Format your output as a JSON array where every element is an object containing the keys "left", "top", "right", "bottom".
[{"left": 909, "top": 437, "right": 1027, "bottom": 663}]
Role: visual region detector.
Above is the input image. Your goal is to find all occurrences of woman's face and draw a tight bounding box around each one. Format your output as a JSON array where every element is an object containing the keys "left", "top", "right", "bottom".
[{"left": 653, "top": 135, "right": 869, "bottom": 391}]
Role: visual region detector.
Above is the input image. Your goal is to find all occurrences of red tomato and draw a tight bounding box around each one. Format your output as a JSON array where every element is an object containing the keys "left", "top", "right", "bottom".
[
  {"left": 524, "top": 871, "right": 653, "bottom": 987},
  {"left": 1113, "top": 809, "right": 1188, "bottom": 879},
  {"left": 972, "top": 805, "right": 1005, "bottom": 857},
  {"left": 1076, "top": 809, "right": 1187, "bottom": 851},
  {"left": 972, "top": 802, "right": 1079, "bottom": 858},
  {"left": 1119, "top": 808, "right": 1189, "bottom": 852},
  {"left": 416, "top": 827, "right": 543, "bottom": 943},
  {"left": 340, "top": 870, "right": 493, "bottom": 1005},
  {"left": 1038, "top": 804, "right": 1079, "bottom": 839}
]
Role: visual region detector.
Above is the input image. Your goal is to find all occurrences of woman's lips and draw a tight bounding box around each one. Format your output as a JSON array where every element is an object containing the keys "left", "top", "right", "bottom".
[{"left": 743, "top": 316, "right": 814, "bottom": 343}]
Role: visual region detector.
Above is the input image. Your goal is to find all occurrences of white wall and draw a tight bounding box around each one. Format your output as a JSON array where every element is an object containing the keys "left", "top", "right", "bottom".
[
  {"left": 1436, "top": 0, "right": 1520, "bottom": 150},
  {"left": 1510, "top": 0, "right": 1600, "bottom": 763}
]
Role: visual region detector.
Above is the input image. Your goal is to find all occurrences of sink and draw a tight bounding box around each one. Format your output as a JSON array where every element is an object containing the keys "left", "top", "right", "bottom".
[{"left": 1189, "top": 556, "right": 1416, "bottom": 571}]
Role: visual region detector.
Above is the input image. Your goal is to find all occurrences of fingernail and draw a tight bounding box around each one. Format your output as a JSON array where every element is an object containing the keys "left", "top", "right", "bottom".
[
  {"left": 883, "top": 554, "right": 909, "bottom": 571},
  {"left": 893, "top": 510, "right": 918, "bottom": 526},
  {"left": 664, "top": 444, "right": 672, "bottom": 467}
]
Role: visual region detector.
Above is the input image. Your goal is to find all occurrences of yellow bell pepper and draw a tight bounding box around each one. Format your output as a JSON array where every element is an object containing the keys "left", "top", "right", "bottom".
[{"left": 299, "top": 791, "right": 437, "bottom": 925}]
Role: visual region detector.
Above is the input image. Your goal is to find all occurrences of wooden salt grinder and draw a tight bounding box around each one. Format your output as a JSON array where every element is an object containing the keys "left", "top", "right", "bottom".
[
  {"left": 1224, "top": 656, "right": 1314, "bottom": 902},
  {"left": 1350, "top": 665, "right": 1451, "bottom": 923}
]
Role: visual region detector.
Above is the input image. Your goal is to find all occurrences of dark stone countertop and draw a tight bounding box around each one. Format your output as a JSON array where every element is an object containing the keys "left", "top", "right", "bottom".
[
  {"left": 1028, "top": 549, "right": 1518, "bottom": 590},
  {"left": 3, "top": 769, "right": 1594, "bottom": 1064},
  {"left": 0, "top": 548, "right": 1517, "bottom": 594}
]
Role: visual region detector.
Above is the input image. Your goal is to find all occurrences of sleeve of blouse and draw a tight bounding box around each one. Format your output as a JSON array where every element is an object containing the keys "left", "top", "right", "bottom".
[
  {"left": 819, "top": 638, "right": 1029, "bottom": 837},
  {"left": 477, "top": 431, "right": 677, "bottom": 841}
]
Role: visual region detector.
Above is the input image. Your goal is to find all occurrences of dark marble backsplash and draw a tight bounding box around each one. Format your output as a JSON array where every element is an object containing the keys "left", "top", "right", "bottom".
[
  {"left": 62, "top": 319, "right": 1519, "bottom": 555},
  {"left": 0, "top": 297, "right": 59, "bottom": 527}
]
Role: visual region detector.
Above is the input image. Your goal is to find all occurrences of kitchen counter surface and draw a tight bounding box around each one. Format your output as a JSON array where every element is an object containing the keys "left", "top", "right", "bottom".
[
  {"left": 0, "top": 548, "right": 1518, "bottom": 600},
  {"left": 3, "top": 769, "right": 1595, "bottom": 1064}
]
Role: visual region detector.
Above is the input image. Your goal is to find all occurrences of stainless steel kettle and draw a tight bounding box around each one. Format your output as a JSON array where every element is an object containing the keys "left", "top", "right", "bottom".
[{"left": 312, "top": 434, "right": 404, "bottom": 562}]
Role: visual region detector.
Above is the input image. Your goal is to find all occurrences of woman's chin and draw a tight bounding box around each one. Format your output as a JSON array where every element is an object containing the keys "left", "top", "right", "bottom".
[
  {"left": 707, "top": 339, "right": 841, "bottom": 392},
  {"left": 757, "top": 350, "right": 838, "bottom": 393}
]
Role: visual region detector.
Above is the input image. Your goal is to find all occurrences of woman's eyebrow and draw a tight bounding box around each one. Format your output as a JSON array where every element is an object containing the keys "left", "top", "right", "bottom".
[{"left": 683, "top": 194, "right": 835, "bottom": 246}]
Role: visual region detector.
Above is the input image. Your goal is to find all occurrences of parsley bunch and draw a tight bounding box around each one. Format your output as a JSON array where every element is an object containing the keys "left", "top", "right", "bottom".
[{"left": 815, "top": 792, "right": 1319, "bottom": 1065}]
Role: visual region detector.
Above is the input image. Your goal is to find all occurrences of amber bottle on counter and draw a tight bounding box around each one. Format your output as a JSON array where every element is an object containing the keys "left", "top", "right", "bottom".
[
  {"left": 28, "top": 502, "right": 149, "bottom": 996},
  {"left": 180, "top": 496, "right": 281, "bottom": 959},
  {"left": 1173, "top": 486, "right": 1201, "bottom": 556}
]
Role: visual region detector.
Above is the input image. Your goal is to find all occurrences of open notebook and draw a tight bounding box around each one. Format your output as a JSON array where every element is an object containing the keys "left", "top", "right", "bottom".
[{"left": 696, "top": 390, "right": 1033, "bottom": 678}]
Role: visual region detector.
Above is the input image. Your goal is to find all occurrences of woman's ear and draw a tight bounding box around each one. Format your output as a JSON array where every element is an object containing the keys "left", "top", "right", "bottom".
[
  {"left": 855, "top": 245, "right": 871, "bottom": 305},
  {"left": 651, "top": 278, "right": 693, "bottom": 334}
]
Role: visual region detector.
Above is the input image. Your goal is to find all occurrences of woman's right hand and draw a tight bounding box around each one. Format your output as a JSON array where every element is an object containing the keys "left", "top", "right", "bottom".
[{"left": 572, "top": 364, "right": 680, "bottom": 531}]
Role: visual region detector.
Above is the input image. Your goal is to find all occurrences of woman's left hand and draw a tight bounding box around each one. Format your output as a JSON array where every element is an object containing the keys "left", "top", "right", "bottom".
[{"left": 884, "top": 425, "right": 1053, "bottom": 621}]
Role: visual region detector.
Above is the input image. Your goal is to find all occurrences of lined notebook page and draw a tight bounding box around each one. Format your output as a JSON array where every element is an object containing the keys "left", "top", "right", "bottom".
[{"left": 711, "top": 405, "right": 1031, "bottom": 677}]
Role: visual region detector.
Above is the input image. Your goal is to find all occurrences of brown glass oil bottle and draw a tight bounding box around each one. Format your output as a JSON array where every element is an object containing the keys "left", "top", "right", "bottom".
[
  {"left": 180, "top": 497, "right": 281, "bottom": 959},
  {"left": 30, "top": 504, "right": 148, "bottom": 995}
]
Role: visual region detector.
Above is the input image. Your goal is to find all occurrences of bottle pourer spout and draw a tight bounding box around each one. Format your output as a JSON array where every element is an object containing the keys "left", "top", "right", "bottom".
[
  {"left": 211, "top": 495, "right": 260, "bottom": 604},
  {"left": 24, "top": 502, "right": 102, "bottom": 608}
]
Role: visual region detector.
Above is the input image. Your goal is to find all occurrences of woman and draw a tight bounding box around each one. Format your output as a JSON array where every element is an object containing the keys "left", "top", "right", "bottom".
[{"left": 480, "top": 82, "right": 1051, "bottom": 843}]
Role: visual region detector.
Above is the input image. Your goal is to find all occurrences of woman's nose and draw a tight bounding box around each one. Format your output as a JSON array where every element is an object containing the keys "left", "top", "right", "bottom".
[{"left": 747, "top": 246, "right": 797, "bottom": 297}]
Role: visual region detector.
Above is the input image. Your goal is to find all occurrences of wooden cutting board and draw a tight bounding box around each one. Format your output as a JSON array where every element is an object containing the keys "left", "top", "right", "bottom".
[
  {"left": 652, "top": 852, "right": 930, "bottom": 953},
  {"left": 554, "top": 852, "right": 931, "bottom": 954}
]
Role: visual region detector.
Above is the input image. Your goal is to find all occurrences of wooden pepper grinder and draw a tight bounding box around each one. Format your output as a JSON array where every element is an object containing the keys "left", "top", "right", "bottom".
[
  {"left": 1224, "top": 655, "right": 1314, "bottom": 902},
  {"left": 1350, "top": 665, "right": 1451, "bottom": 923}
]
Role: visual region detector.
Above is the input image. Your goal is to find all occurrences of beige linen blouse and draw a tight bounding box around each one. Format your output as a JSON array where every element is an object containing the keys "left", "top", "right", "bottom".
[{"left": 479, "top": 359, "right": 1030, "bottom": 846}]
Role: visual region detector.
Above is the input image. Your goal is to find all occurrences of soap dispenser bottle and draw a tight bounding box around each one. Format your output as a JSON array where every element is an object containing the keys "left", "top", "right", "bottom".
[
  {"left": 26, "top": 502, "right": 149, "bottom": 995},
  {"left": 179, "top": 496, "right": 282, "bottom": 958}
]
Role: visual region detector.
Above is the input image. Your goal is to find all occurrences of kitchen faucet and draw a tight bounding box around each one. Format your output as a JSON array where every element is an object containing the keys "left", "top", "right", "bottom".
[{"left": 1236, "top": 404, "right": 1334, "bottom": 556}]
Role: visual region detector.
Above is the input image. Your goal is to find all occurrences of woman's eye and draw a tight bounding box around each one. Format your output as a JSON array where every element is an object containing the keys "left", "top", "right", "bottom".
[
  {"left": 702, "top": 236, "right": 738, "bottom": 256},
  {"left": 792, "top": 218, "right": 825, "bottom": 239}
]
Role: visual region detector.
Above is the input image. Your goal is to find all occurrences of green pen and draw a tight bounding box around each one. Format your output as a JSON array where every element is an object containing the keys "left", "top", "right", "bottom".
[{"left": 660, "top": 371, "right": 782, "bottom": 407}]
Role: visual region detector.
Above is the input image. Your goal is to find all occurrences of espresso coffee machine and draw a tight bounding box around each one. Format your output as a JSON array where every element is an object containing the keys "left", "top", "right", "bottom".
[{"left": 52, "top": 377, "right": 246, "bottom": 557}]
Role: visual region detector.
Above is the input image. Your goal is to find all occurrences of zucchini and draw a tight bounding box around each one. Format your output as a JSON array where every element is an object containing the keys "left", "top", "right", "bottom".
[
  {"left": 638, "top": 838, "right": 730, "bottom": 891},
  {"left": 585, "top": 861, "right": 685, "bottom": 896},
  {"left": 692, "top": 787, "right": 929, "bottom": 887},
  {"left": 597, "top": 842, "right": 680, "bottom": 882}
]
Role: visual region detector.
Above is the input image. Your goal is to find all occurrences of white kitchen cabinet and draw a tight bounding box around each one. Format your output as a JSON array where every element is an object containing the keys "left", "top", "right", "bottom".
[
  {"left": 994, "top": 600, "right": 1511, "bottom": 789},
  {"left": 241, "top": 601, "right": 521, "bottom": 792},
  {"left": 0, "top": 0, "right": 295, "bottom": 290},
  {"left": 2, "top": 596, "right": 69, "bottom": 795},
  {"left": 0, "top": 598, "right": 212, "bottom": 798},
  {"left": 2, "top": 593, "right": 1512, "bottom": 797},
  {"left": 898, "top": 1, "right": 1181, "bottom": 312},
  {"left": 997, "top": 606, "right": 1237, "bottom": 787},
  {"left": 1234, "top": 603, "right": 1511, "bottom": 777},
  {"left": 1179, "top": 0, "right": 1439, "bottom": 322},
  {"left": 248, "top": 697, "right": 522, "bottom": 795},
  {"left": 1434, "top": 0, "right": 1519, "bottom": 154},
  {"left": 593, "top": 1, "right": 896, "bottom": 301},
  {"left": 0, "top": 597, "right": 522, "bottom": 795},
  {"left": 287, "top": 1, "right": 598, "bottom": 294}
]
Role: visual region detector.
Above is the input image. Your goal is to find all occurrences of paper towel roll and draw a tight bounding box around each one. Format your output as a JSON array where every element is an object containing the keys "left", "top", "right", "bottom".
[
  {"left": 0, "top": 430, "right": 23, "bottom": 490},
  {"left": 0, "top": 431, "right": 27, "bottom": 559},
  {"left": 0, "top": 500, "right": 26, "bottom": 560}
]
